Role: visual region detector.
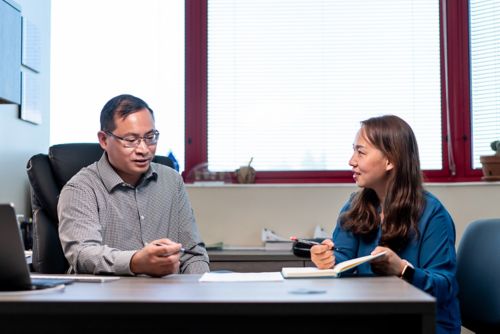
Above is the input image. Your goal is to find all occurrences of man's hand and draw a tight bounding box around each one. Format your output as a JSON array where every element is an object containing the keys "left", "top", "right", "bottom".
[
  {"left": 310, "top": 239, "right": 335, "bottom": 269},
  {"left": 130, "top": 238, "right": 181, "bottom": 277}
]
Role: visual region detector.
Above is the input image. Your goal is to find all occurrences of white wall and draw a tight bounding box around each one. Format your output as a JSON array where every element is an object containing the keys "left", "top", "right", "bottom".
[
  {"left": 187, "top": 182, "right": 500, "bottom": 248},
  {"left": 0, "top": 0, "right": 51, "bottom": 217}
]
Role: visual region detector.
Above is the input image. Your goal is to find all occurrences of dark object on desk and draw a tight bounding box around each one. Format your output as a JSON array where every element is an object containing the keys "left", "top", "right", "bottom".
[
  {"left": 457, "top": 218, "right": 500, "bottom": 333},
  {"left": 292, "top": 238, "right": 326, "bottom": 258},
  {"left": 26, "top": 143, "right": 173, "bottom": 274},
  {"left": 0, "top": 203, "right": 72, "bottom": 291}
]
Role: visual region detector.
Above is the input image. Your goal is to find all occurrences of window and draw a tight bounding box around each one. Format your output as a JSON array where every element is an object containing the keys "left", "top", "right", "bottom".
[
  {"left": 469, "top": 0, "right": 500, "bottom": 169},
  {"left": 206, "top": 0, "right": 442, "bottom": 173},
  {"left": 186, "top": 0, "right": 483, "bottom": 182},
  {"left": 50, "top": 0, "right": 185, "bottom": 170}
]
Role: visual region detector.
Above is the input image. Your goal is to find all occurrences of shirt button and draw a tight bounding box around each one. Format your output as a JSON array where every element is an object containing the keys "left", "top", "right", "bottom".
[{"left": 140, "top": 215, "right": 145, "bottom": 220}]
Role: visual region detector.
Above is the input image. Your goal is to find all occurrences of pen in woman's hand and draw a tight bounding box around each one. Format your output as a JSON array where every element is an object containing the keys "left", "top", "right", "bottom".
[
  {"left": 290, "top": 237, "right": 343, "bottom": 252},
  {"left": 290, "top": 237, "right": 321, "bottom": 246}
]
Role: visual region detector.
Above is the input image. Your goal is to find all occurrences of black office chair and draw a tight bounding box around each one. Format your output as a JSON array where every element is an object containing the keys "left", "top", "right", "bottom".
[
  {"left": 456, "top": 218, "right": 500, "bottom": 333},
  {"left": 26, "top": 143, "right": 173, "bottom": 273}
]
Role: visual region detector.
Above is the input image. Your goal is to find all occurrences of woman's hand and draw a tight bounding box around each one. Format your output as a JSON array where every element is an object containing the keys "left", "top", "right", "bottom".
[
  {"left": 369, "top": 246, "right": 407, "bottom": 276},
  {"left": 310, "top": 239, "right": 335, "bottom": 269}
]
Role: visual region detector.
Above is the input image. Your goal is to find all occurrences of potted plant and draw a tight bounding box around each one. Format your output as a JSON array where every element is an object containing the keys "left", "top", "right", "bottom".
[{"left": 479, "top": 140, "right": 500, "bottom": 181}]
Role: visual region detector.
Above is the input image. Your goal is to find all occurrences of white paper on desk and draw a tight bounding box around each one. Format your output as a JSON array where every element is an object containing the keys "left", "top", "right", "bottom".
[
  {"left": 30, "top": 274, "right": 120, "bottom": 283},
  {"left": 199, "top": 272, "right": 284, "bottom": 282}
]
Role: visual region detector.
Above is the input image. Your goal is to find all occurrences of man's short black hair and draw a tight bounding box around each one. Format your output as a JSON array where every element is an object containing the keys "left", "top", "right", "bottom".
[{"left": 100, "top": 94, "right": 154, "bottom": 131}]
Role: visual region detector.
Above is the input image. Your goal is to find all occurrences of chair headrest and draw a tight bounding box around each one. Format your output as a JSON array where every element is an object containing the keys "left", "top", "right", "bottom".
[
  {"left": 48, "top": 143, "right": 175, "bottom": 189},
  {"left": 49, "top": 143, "right": 104, "bottom": 189}
]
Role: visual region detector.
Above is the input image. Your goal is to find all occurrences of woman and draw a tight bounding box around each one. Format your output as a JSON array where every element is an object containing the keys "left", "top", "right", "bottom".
[{"left": 311, "top": 115, "right": 460, "bottom": 334}]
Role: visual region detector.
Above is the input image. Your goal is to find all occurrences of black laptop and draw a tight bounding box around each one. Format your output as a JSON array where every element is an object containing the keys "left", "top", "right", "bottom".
[{"left": 0, "top": 203, "right": 72, "bottom": 291}]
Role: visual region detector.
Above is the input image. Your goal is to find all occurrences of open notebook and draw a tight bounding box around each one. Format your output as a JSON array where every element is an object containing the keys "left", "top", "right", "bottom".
[
  {"left": 0, "top": 203, "right": 73, "bottom": 291},
  {"left": 282, "top": 251, "right": 387, "bottom": 278}
]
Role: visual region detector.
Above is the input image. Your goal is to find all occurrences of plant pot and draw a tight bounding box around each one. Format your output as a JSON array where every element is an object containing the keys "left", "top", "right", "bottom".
[
  {"left": 235, "top": 166, "right": 256, "bottom": 184},
  {"left": 479, "top": 155, "right": 500, "bottom": 181}
]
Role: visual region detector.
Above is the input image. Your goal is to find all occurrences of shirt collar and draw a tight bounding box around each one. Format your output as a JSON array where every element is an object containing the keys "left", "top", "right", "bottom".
[{"left": 97, "top": 153, "right": 158, "bottom": 191}]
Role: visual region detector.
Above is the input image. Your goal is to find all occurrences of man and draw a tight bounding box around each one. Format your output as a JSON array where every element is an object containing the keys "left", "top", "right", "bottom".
[{"left": 58, "top": 94, "right": 209, "bottom": 276}]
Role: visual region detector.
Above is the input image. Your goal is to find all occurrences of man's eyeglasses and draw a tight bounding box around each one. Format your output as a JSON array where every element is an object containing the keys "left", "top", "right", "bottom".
[{"left": 105, "top": 130, "right": 160, "bottom": 148}]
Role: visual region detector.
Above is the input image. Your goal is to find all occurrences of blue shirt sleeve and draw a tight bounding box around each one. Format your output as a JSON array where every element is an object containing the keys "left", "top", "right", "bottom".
[
  {"left": 403, "top": 193, "right": 461, "bottom": 333},
  {"left": 405, "top": 194, "right": 460, "bottom": 313}
]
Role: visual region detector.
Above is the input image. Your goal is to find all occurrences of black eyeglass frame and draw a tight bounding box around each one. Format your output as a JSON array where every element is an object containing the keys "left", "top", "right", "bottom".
[{"left": 104, "top": 129, "right": 160, "bottom": 148}]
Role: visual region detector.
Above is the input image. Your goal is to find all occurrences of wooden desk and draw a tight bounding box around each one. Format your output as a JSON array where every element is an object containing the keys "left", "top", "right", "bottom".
[
  {"left": 208, "top": 249, "right": 314, "bottom": 272},
  {"left": 0, "top": 275, "right": 435, "bottom": 333}
]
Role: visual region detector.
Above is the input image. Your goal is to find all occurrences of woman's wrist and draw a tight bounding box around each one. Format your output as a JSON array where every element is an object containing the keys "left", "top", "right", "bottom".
[
  {"left": 399, "top": 259, "right": 415, "bottom": 282},
  {"left": 399, "top": 259, "right": 408, "bottom": 277}
]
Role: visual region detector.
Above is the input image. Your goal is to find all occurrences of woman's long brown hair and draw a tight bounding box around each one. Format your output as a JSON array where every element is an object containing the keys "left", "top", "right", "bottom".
[{"left": 340, "top": 115, "right": 425, "bottom": 251}]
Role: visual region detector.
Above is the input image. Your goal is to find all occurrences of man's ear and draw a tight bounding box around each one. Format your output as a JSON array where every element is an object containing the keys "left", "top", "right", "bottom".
[{"left": 97, "top": 131, "right": 108, "bottom": 150}]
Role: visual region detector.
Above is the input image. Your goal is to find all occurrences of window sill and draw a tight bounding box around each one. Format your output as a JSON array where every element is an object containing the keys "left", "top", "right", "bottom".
[{"left": 186, "top": 181, "right": 500, "bottom": 189}]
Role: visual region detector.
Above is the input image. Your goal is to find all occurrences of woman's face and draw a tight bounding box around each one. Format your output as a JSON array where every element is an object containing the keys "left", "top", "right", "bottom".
[{"left": 349, "top": 128, "right": 393, "bottom": 196}]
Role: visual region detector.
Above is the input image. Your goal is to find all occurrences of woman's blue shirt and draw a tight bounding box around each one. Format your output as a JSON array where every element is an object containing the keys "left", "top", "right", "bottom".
[{"left": 332, "top": 191, "right": 461, "bottom": 334}]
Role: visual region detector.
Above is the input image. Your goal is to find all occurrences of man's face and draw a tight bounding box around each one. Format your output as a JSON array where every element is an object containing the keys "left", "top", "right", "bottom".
[{"left": 98, "top": 108, "right": 157, "bottom": 185}]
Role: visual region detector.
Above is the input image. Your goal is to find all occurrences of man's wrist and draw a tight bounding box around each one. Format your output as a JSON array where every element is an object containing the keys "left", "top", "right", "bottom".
[{"left": 129, "top": 251, "right": 141, "bottom": 275}]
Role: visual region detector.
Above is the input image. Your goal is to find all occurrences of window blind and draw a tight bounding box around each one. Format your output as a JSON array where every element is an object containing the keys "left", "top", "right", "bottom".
[
  {"left": 207, "top": 0, "right": 442, "bottom": 171},
  {"left": 470, "top": 0, "right": 500, "bottom": 168}
]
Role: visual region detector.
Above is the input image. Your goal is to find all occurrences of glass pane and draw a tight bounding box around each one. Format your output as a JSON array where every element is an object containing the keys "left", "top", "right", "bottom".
[
  {"left": 50, "top": 0, "right": 185, "bottom": 170},
  {"left": 470, "top": 0, "right": 500, "bottom": 168},
  {"left": 207, "top": 0, "right": 442, "bottom": 171}
]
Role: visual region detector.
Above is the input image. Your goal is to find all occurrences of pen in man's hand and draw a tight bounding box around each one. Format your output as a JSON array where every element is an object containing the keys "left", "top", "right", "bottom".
[
  {"left": 180, "top": 247, "right": 203, "bottom": 256},
  {"left": 152, "top": 243, "right": 203, "bottom": 256}
]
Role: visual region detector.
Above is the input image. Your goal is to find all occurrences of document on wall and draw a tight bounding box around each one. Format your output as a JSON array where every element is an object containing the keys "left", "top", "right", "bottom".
[{"left": 199, "top": 272, "right": 284, "bottom": 282}]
